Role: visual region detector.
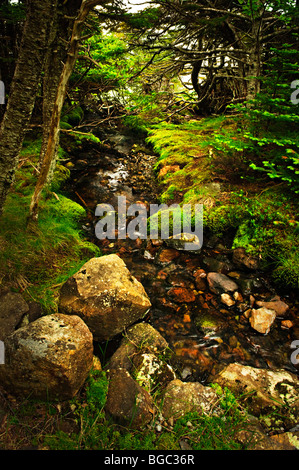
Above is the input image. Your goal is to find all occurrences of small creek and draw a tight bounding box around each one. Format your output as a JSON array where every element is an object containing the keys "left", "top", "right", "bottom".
[{"left": 64, "top": 128, "right": 299, "bottom": 382}]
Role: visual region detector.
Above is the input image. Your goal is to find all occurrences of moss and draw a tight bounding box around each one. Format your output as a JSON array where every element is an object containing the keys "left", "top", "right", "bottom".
[
  {"left": 0, "top": 137, "right": 100, "bottom": 314},
  {"left": 148, "top": 117, "right": 299, "bottom": 289}
]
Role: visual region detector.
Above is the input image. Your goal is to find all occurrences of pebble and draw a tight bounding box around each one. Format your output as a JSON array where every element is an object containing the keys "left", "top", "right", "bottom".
[
  {"left": 221, "top": 293, "right": 235, "bottom": 307},
  {"left": 281, "top": 320, "right": 293, "bottom": 329}
]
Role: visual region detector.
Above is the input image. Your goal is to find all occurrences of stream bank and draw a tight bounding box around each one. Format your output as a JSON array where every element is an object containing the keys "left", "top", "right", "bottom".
[{"left": 63, "top": 126, "right": 299, "bottom": 383}]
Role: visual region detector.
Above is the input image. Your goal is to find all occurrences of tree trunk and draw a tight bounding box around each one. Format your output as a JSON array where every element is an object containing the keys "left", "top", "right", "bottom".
[
  {"left": 29, "top": 0, "right": 105, "bottom": 221},
  {"left": 38, "top": 0, "right": 82, "bottom": 178},
  {"left": 244, "top": 3, "right": 263, "bottom": 104},
  {"left": 0, "top": 0, "right": 57, "bottom": 217}
]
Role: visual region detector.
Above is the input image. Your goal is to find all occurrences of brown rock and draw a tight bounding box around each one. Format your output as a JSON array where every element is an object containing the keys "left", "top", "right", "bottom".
[
  {"left": 0, "top": 314, "right": 93, "bottom": 400},
  {"left": 255, "top": 295, "right": 289, "bottom": 316},
  {"left": 167, "top": 287, "right": 196, "bottom": 303},
  {"left": 220, "top": 293, "right": 235, "bottom": 307},
  {"left": 281, "top": 320, "right": 293, "bottom": 329},
  {"left": 249, "top": 307, "right": 276, "bottom": 334},
  {"left": 158, "top": 248, "right": 180, "bottom": 263},
  {"left": 58, "top": 255, "right": 151, "bottom": 341},
  {"left": 207, "top": 272, "right": 238, "bottom": 294},
  {"left": 108, "top": 322, "right": 169, "bottom": 372},
  {"left": 0, "top": 291, "right": 29, "bottom": 340},
  {"left": 235, "top": 415, "right": 299, "bottom": 450},
  {"left": 195, "top": 277, "right": 206, "bottom": 291},
  {"left": 232, "top": 247, "right": 259, "bottom": 270},
  {"left": 105, "top": 369, "right": 154, "bottom": 428},
  {"left": 161, "top": 379, "right": 219, "bottom": 420},
  {"left": 213, "top": 362, "right": 299, "bottom": 419}
]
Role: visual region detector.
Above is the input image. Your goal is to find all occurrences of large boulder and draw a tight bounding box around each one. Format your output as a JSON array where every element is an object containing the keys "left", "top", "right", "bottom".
[
  {"left": 58, "top": 255, "right": 151, "bottom": 341},
  {"left": 105, "top": 368, "right": 154, "bottom": 428},
  {"left": 161, "top": 379, "right": 219, "bottom": 420},
  {"left": 108, "top": 322, "right": 170, "bottom": 372},
  {"left": 0, "top": 314, "right": 94, "bottom": 400},
  {"left": 212, "top": 362, "right": 299, "bottom": 423},
  {"left": 105, "top": 322, "right": 176, "bottom": 428}
]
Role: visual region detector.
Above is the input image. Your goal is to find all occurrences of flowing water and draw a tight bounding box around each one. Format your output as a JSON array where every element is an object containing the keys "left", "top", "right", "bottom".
[{"left": 64, "top": 129, "right": 299, "bottom": 382}]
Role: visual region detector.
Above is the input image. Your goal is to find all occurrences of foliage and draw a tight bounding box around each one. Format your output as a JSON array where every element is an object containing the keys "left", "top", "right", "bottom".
[
  {"left": 123, "top": 0, "right": 299, "bottom": 113},
  {"left": 230, "top": 44, "right": 299, "bottom": 193},
  {"left": 0, "top": 136, "right": 100, "bottom": 313},
  {"left": 148, "top": 113, "right": 299, "bottom": 288}
]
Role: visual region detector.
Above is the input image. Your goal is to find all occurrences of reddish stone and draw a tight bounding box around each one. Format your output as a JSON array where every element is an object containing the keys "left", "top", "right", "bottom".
[
  {"left": 281, "top": 320, "right": 293, "bottom": 329},
  {"left": 167, "top": 287, "right": 196, "bottom": 303},
  {"left": 183, "top": 313, "right": 191, "bottom": 323},
  {"left": 193, "top": 268, "right": 207, "bottom": 278},
  {"left": 195, "top": 277, "right": 206, "bottom": 291},
  {"left": 158, "top": 248, "right": 180, "bottom": 263},
  {"left": 157, "top": 270, "right": 168, "bottom": 280}
]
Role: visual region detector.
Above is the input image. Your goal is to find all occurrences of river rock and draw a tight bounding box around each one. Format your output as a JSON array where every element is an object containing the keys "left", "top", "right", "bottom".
[
  {"left": 0, "top": 314, "right": 94, "bottom": 400},
  {"left": 212, "top": 363, "right": 299, "bottom": 421},
  {"left": 0, "top": 290, "right": 29, "bottom": 340},
  {"left": 107, "top": 322, "right": 176, "bottom": 392},
  {"left": 133, "top": 352, "right": 177, "bottom": 393},
  {"left": 167, "top": 286, "right": 196, "bottom": 303},
  {"left": 255, "top": 295, "right": 289, "bottom": 316},
  {"left": 232, "top": 247, "right": 259, "bottom": 271},
  {"left": 105, "top": 368, "right": 154, "bottom": 428},
  {"left": 161, "top": 379, "right": 219, "bottom": 420},
  {"left": 207, "top": 272, "right": 238, "bottom": 294},
  {"left": 108, "top": 322, "right": 170, "bottom": 371},
  {"left": 235, "top": 414, "right": 299, "bottom": 450},
  {"left": 58, "top": 255, "right": 151, "bottom": 341},
  {"left": 158, "top": 248, "right": 180, "bottom": 263},
  {"left": 164, "top": 233, "right": 202, "bottom": 252},
  {"left": 249, "top": 307, "right": 276, "bottom": 334},
  {"left": 220, "top": 293, "right": 235, "bottom": 306}
]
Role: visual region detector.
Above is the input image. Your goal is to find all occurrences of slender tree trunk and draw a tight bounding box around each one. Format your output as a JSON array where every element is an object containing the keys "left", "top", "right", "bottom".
[
  {"left": 0, "top": 0, "right": 57, "bottom": 217},
  {"left": 244, "top": 2, "right": 263, "bottom": 103},
  {"left": 29, "top": 0, "right": 105, "bottom": 221},
  {"left": 245, "top": 22, "right": 262, "bottom": 103},
  {"left": 38, "top": 0, "right": 82, "bottom": 179}
]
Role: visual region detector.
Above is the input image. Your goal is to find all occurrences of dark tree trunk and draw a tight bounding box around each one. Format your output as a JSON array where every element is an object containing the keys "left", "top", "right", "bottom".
[
  {"left": 29, "top": 0, "right": 105, "bottom": 220},
  {"left": 38, "top": 0, "right": 82, "bottom": 178},
  {"left": 0, "top": 0, "right": 57, "bottom": 216}
]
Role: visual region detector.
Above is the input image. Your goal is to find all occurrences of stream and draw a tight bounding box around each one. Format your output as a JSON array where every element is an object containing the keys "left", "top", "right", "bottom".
[{"left": 64, "top": 127, "right": 299, "bottom": 383}]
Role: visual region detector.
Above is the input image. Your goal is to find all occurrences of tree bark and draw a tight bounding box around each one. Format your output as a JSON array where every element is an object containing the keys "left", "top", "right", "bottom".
[
  {"left": 38, "top": 0, "right": 82, "bottom": 178},
  {"left": 0, "top": 0, "right": 57, "bottom": 216},
  {"left": 29, "top": 0, "right": 106, "bottom": 220}
]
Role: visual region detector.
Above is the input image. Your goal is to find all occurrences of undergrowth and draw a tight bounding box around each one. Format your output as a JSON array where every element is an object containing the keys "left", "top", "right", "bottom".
[
  {"left": 147, "top": 116, "right": 299, "bottom": 289},
  {"left": 41, "top": 370, "right": 248, "bottom": 451},
  {"left": 0, "top": 135, "right": 100, "bottom": 313}
]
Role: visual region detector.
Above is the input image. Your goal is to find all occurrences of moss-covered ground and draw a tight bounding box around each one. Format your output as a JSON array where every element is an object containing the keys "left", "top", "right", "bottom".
[{"left": 146, "top": 117, "right": 299, "bottom": 289}]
